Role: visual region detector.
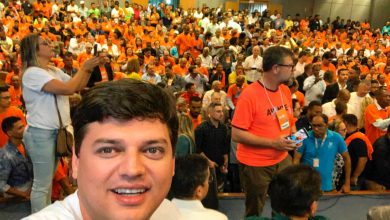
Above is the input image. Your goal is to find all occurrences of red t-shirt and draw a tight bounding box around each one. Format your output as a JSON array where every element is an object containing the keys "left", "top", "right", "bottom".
[
  {"left": 364, "top": 104, "right": 390, "bottom": 144},
  {"left": 232, "top": 81, "right": 294, "bottom": 166}
]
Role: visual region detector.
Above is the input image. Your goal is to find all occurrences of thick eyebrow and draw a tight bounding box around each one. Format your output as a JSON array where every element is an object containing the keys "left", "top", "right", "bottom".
[{"left": 92, "top": 138, "right": 169, "bottom": 146}]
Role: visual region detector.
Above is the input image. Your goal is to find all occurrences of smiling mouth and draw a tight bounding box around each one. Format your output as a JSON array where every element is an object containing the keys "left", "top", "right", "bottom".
[{"left": 111, "top": 188, "right": 148, "bottom": 196}]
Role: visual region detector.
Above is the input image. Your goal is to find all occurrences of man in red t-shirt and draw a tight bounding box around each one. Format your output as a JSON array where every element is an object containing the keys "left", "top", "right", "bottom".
[
  {"left": 232, "top": 46, "right": 299, "bottom": 217},
  {"left": 364, "top": 89, "right": 390, "bottom": 144}
]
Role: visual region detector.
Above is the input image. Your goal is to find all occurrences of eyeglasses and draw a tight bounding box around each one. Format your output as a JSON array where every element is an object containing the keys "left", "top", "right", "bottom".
[
  {"left": 311, "top": 124, "right": 325, "bottom": 128},
  {"left": 277, "top": 64, "right": 295, "bottom": 70}
]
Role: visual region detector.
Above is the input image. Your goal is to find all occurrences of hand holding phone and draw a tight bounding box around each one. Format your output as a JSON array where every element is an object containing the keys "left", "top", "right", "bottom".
[
  {"left": 287, "top": 128, "right": 309, "bottom": 144},
  {"left": 93, "top": 44, "right": 98, "bottom": 56}
]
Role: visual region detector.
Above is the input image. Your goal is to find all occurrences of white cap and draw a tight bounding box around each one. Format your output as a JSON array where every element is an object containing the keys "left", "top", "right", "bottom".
[{"left": 80, "top": 1, "right": 85, "bottom": 4}]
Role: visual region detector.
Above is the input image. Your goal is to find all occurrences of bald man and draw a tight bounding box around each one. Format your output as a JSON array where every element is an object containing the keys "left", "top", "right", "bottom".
[{"left": 243, "top": 46, "right": 263, "bottom": 84}]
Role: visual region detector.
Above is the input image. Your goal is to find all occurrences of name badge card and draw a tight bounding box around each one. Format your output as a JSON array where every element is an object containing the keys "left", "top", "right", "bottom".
[
  {"left": 313, "top": 158, "right": 320, "bottom": 168},
  {"left": 276, "top": 108, "right": 290, "bottom": 131}
]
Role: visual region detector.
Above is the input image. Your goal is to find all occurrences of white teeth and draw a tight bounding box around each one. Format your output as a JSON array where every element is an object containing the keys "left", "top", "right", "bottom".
[{"left": 114, "top": 189, "right": 146, "bottom": 194}]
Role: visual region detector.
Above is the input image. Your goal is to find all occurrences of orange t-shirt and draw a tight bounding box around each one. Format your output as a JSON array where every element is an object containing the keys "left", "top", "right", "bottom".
[
  {"left": 321, "top": 63, "right": 337, "bottom": 81},
  {"left": 172, "top": 65, "right": 188, "bottom": 76},
  {"left": 9, "top": 86, "right": 22, "bottom": 108},
  {"left": 188, "top": 112, "right": 202, "bottom": 130},
  {"left": 227, "top": 84, "right": 247, "bottom": 106},
  {"left": 0, "top": 107, "right": 26, "bottom": 148},
  {"left": 364, "top": 104, "right": 390, "bottom": 144},
  {"left": 77, "top": 53, "right": 93, "bottom": 66},
  {"left": 232, "top": 82, "right": 294, "bottom": 166},
  {"left": 176, "top": 33, "right": 193, "bottom": 55},
  {"left": 293, "top": 91, "right": 305, "bottom": 107},
  {"left": 160, "top": 56, "right": 175, "bottom": 67},
  {"left": 52, "top": 158, "right": 69, "bottom": 201},
  {"left": 99, "top": 66, "right": 108, "bottom": 82}
]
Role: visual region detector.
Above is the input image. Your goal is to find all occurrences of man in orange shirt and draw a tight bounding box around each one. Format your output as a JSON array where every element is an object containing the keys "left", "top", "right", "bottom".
[
  {"left": 172, "top": 58, "right": 189, "bottom": 76},
  {"left": 0, "top": 85, "right": 25, "bottom": 148},
  {"left": 8, "top": 75, "right": 22, "bottom": 108},
  {"left": 321, "top": 52, "right": 337, "bottom": 82},
  {"left": 227, "top": 75, "right": 247, "bottom": 112},
  {"left": 159, "top": 50, "right": 175, "bottom": 67},
  {"left": 77, "top": 43, "right": 93, "bottom": 66},
  {"left": 188, "top": 96, "right": 203, "bottom": 129},
  {"left": 364, "top": 89, "right": 390, "bottom": 144},
  {"left": 232, "top": 46, "right": 298, "bottom": 217},
  {"left": 175, "top": 25, "right": 193, "bottom": 56}
]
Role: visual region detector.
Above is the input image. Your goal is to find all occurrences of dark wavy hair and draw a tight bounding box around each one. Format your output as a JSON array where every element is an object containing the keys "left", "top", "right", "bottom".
[{"left": 72, "top": 79, "right": 178, "bottom": 156}]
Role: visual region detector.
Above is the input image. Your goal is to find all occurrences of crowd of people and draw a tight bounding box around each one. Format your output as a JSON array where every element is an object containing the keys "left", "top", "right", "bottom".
[{"left": 0, "top": 0, "right": 390, "bottom": 219}]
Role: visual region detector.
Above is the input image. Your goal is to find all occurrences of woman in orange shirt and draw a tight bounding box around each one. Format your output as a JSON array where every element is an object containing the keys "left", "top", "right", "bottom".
[
  {"left": 135, "top": 37, "right": 144, "bottom": 54},
  {"left": 149, "top": 7, "right": 160, "bottom": 27},
  {"left": 117, "top": 47, "right": 138, "bottom": 65}
]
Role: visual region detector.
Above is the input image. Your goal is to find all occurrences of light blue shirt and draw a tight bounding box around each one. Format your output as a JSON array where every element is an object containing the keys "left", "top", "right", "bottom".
[{"left": 298, "top": 130, "right": 347, "bottom": 191}]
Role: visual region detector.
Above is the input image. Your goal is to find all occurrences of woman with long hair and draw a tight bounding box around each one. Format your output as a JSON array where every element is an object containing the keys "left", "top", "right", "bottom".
[
  {"left": 126, "top": 58, "right": 142, "bottom": 80},
  {"left": 175, "top": 113, "right": 195, "bottom": 157},
  {"left": 20, "top": 33, "right": 99, "bottom": 213}
]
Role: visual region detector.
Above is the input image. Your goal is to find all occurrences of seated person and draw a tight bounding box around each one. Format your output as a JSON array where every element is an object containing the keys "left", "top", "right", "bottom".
[
  {"left": 51, "top": 157, "right": 75, "bottom": 202},
  {"left": 0, "top": 116, "right": 32, "bottom": 201},
  {"left": 364, "top": 125, "right": 390, "bottom": 191},
  {"left": 170, "top": 154, "right": 228, "bottom": 220},
  {"left": 23, "top": 80, "right": 181, "bottom": 219},
  {"left": 294, "top": 114, "right": 351, "bottom": 193},
  {"left": 248, "top": 165, "right": 326, "bottom": 220}
]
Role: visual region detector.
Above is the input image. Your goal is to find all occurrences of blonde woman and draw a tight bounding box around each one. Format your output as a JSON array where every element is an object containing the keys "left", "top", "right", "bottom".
[
  {"left": 126, "top": 58, "right": 142, "bottom": 80},
  {"left": 20, "top": 33, "right": 99, "bottom": 213},
  {"left": 175, "top": 113, "right": 195, "bottom": 157}
]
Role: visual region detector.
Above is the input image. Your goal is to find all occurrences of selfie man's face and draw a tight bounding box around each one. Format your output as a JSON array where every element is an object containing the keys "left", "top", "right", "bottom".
[{"left": 72, "top": 117, "right": 175, "bottom": 220}]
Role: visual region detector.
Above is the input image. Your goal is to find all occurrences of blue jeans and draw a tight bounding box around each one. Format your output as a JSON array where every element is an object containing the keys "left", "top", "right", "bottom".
[{"left": 23, "top": 126, "right": 57, "bottom": 213}]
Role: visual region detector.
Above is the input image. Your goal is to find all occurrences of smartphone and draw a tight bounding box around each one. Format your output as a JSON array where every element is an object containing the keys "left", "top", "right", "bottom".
[
  {"left": 93, "top": 44, "right": 98, "bottom": 56},
  {"left": 288, "top": 128, "right": 309, "bottom": 144}
]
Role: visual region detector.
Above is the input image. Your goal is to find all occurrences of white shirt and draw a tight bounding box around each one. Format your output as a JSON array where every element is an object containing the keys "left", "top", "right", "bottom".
[
  {"left": 348, "top": 92, "right": 369, "bottom": 128},
  {"left": 322, "top": 99, "right": 352, "bottom": 118},
  {"left": 102, "top": 44, "right": 120, "bottom": 57},
  {"left": 334, "top": 47, "right": 344, "bottom": 57},
  {"left": 23, "top": 192, "right": 182, "bottom": 220},
  {"left": 79, "top": 6, "right": 88, "bottom": 18},
  {"left": 199, "top": 54, "right": 213, "bottom": 69},
  {"left": 111, "top": 8, "right": 123, "bottom": 18},
  {"left": 171, "top": 199, "right": 227, "bottom": 220},
  {"left": 194, "top": 11, "right": 203, "bottom": 19},
  {"left": 294, "top": 61, "right": 306, "bottom": 78},
  {"left": 22, "top": 66, "right": 71, "bottom": 129},
  {"left": 68, "top": 38, "right": 85, "bottom": 56},
  {"left": 66, "top": 4, "right": 79, "bottom": 17},
  {"left": 243, "top": 55, "right": 263, "bottom": 82},
  {"left": 211, "top": 36, "right": 224, "bottom": 56},
  {"left": 51, "top": 3, "right": 59, "bottom": 15},
  {"left": 303, "top": 75, "right": 326, "bottom": 105},
  {"left": 228, "top": 20, "right": 242, "bottom": 32},
  {"left": 184, "top": 74, "right": 208, "bottom": 94},
  {"left": 202, "top": 90, "right": 228, "bottom": 110}
]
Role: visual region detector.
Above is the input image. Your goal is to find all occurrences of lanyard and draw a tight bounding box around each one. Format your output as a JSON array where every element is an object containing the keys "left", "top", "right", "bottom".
[
  {"left": 260, "top": 78, "right": 286, "bottom": 115},
  {"left": 314, "top": 134, "right": 327, "bottom": 158}
]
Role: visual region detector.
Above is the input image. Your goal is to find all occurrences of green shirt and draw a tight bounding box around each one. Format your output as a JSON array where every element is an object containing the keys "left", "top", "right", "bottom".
[{"left": 88, "top": 8, "right": 100, "bottom": 18}]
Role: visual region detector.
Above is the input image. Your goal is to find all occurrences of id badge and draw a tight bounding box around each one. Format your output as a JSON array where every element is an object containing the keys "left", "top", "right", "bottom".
[
  {"left": 313, "top": 158, "right": 320, "bottom": 168},
  {"left": 276, "top": 108, "right": 290, "bottom": 131}
]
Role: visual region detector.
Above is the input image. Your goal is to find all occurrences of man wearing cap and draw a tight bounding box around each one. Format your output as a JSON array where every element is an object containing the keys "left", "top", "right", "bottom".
[{"left": 79, "top": 1, "right": 88, "bottom": 18}]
